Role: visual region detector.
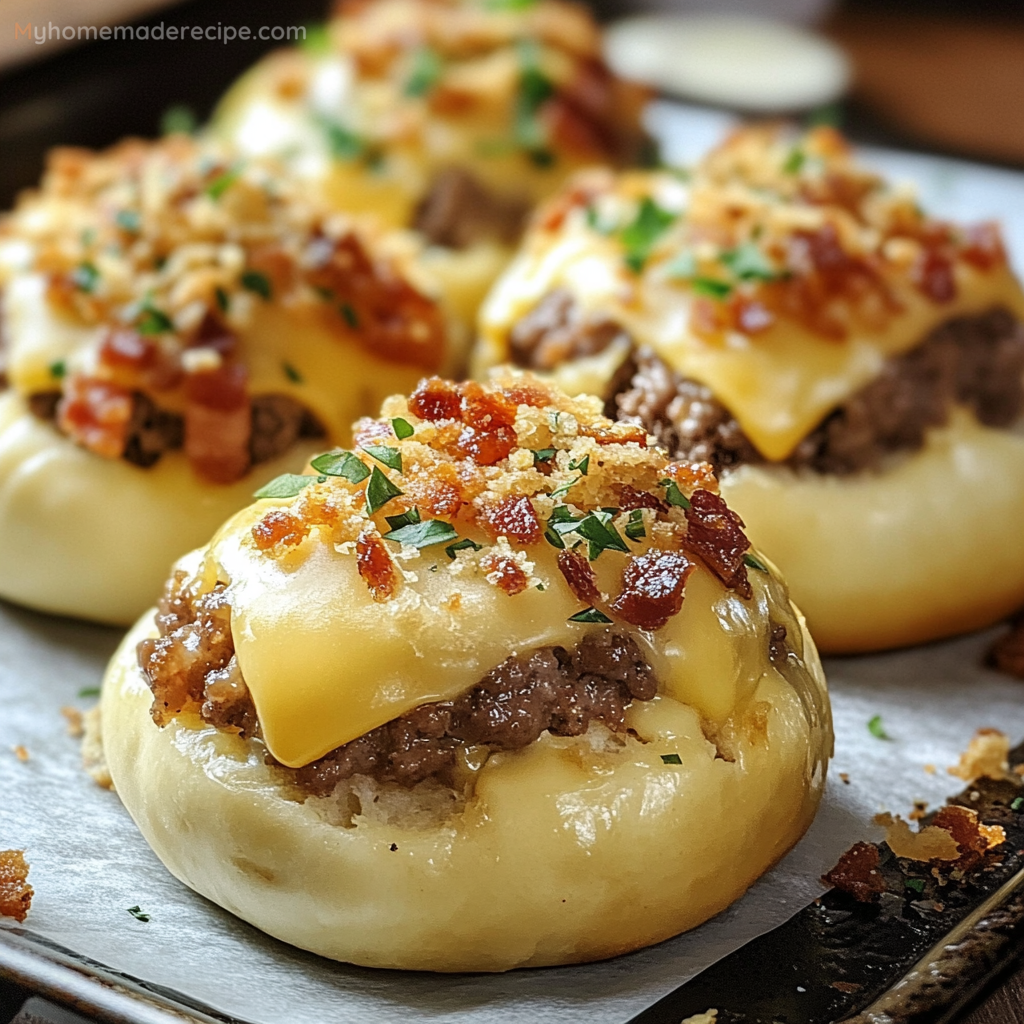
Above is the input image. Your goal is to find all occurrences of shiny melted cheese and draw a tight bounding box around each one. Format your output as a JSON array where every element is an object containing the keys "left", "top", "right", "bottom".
[
  {"left": 205, "top": 503, "right": 786, "bottom": 768},
  {"left": 477, "top": 232, "right": 1024, "bottom": 461}
]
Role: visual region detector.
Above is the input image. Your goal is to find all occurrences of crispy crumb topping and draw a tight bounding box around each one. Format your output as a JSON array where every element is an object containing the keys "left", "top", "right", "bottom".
[
  {"left": 0, "top": 850, "right": 33, "bottom": 923},
  {"left": 948, "top": 728, "right": 1011, "bottom": 783},
  {"left": 250, "top": 373, "right": 753, "bottom": 626}
]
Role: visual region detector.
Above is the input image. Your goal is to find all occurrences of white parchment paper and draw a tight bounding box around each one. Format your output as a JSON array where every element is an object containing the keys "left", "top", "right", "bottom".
[{"left": 4, "top": 107, "right": 1024, "bottom": 1022}]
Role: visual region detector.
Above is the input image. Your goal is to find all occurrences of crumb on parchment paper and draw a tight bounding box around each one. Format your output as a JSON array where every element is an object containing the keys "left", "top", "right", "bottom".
[
  {"left": 0, "top": 850, "right": 33, "bottom": 922},
  {"left": 680, "top": 1012, "right": 717, "bottom": 1024},
  {"left": 11, "top": 745, "right": 28, "bottom": 762},
  {"left": 948, "top": 728, "right": 1010, "bottom": 783},
  {"left": 81, "top": 706, "right": 113, "bottom": 791},
  {"left": 61, "top": 706, "right": 84, "bottom": 738}
]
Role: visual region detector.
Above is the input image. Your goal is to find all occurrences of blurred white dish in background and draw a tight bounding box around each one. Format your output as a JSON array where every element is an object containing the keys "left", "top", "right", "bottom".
[{"left": 605, "top": 15, "right": 850, "bottom": 113}]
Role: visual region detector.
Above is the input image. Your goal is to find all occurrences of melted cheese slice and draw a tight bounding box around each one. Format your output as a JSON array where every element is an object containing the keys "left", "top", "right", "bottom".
[
  {"left": 478, "top": 233, "right": 1024, "bottom": 461},
  {"left": 207, "top": 503, "right": 787, "bottom": 768}
]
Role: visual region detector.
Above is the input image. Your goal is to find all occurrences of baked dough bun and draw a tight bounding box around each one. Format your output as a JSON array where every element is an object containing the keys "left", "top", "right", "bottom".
[
  {"left": 0, "top": 135, "right": 458, "bottom": 624},
  {"left": 102, "top": 375, "right": 831, "bottom": 971},
  {"left": 212, "top": 0, "right": 651, "bottom": 325},
  {"left": 474, "top": 125, "right": 1024, "bottom": 652}
]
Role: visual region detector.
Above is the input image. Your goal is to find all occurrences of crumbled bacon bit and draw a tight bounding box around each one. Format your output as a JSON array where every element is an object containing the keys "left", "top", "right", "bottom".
[
  {"left": 58, "top": 376, "right": 133, "bottom": 459},
  {"left": 558, "top": 549, "right": 600, "bottom": 605},
  {"left": 478, "top": 495, "right": 541, "bottom": 544},
  {"left": 402, "top": 465, "right": 464, "bottom": 517},
  {"left": 611, "top": 550, "right": 693, "bottom": 630},
  {"left": 184, "top": 363, "right": 251, "bottom": 483},
  {"left": 913, "top": 249, "right": 957, "bottom": 304},
  {"left": 960, "top": 222, "right": 1006, "bottom": 271},
  {"left": 931, "top": 805, "right": 1005, "bottom": 873},
  {"left": 453, "top": 424, "right": 517, "bottom": 465},
  {"left": 356, "top": 530, "right": 396, "bottom": 602},
  {"left": 683, "top": 489, "right": 752, "bottom": 598},
  {"left": 481, "top": 553, "right": 528, "bottom": 595},
  {"left": 0, "top": 851, "right": 33, "bottom": 923},
  {"left": 252, "top": 509, "right": 307, "bottom": 551},
  {"left": 99, "top": 329, "right": 181, "bottom": 390},
  {"left": 615, "top": 485, "right": 666, "bottom": 512},
  {"left": 821, "top": 841, "right": 885, "bottom": 902},
  {"left": 499, "top": 381, "right": 551, "bottom": 408},
  {"left": 579, "top": 423, "right": 647, "bottom": 447},
  {"left": 409, "top": 377, "right": 462, "bottom": 421}
]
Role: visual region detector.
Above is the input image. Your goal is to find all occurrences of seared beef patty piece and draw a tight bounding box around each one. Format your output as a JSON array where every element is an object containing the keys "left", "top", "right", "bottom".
[
  {"left": 413, "top": 168, "right": 529, "bottom": 250},
  {"left": 250, "top": 394, "right": 325, "bottom": 466}
]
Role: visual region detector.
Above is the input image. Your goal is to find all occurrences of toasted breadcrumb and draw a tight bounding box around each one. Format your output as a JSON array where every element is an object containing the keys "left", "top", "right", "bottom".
[
  {"left": 11, "top": 745, "right": 28, "bottom": 762},
  {"left": 874, "top": 813, "right": 960, "bottom": 862},
  {"left": 948, "top": 728, "right": 1010, "bottom": 783},
  {"left": 923, "top": 763, "right": 936, "bottom": 775},
  {"left": 908, "top": 801, "right": 929, "bottom": 822},
  {"left": 0, "top": 850, "right": 33, "bottom": 922},
  {"left": 81, "top": 706, "right": 113, "bottom": 790},
  {"left": 838, "top": 772, "right": 850, "bottom": 784},
  {"left": 60, "top": 706, "right": 85, "bottom": 738},
  {"left": 680, "top": 1013, "right": 718, "bottom": 1024}
]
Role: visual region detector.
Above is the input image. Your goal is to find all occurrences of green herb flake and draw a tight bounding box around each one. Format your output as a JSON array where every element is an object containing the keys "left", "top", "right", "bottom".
[
  {"left": 385, "top": 508, "right": 421, "bottom": 531},
  {"left": 549, "top": 475, "right": 582, "bottom": 501},
  {"left": 568, "top": 607, "right": 612, "bottom": 624},
  {"left": 362, "top": 444, "right": 402, "bottom": 472},
  {"left": 77, "top": 686, "right": 100, "bottom": 699},
  {"left": 721, "top": 241, "right": 781, "bottom": 283},
  {"left": 365, "top": 466, "right": 403, "bottom": 515},
  {"left": 782, "top": 147, "right": 806, "bottom": 175},
  {"left": 205, "top": 166, "right": 242, "bottom": 201},
  {"left": 535, "top": 582, "right": 546, "bottom": 591},
  {"left": 573, "top": 511, "right": 628, "bottom": 560},
  {"left": 568, "top": 455, "right": 590, "bottom": 476},
  {"left": 404, "top": 46, "right": 443, "bottom": 98},
  {"left": 214, "top": 286, "right": 230, "bottom": 313},
  {"left": 625, "top": 509, "right": 646, "bottom": 542},
  {"left": 743, "top": 552, "right": 769, "bottom": 573},
  {"left": 49, "top": 360, "right": 67, "bottom": 380},
  {"left": 160, "top": 104, "right": 197, "bottom": 136},
  {"left": 621, "top": 196, "right": 677, "bottom": 274},
  {"left": 115, "top": 209, "right": 140, "bottom": 234},
  {"left": 660, "top": 753, "right": 683, "bottom": 765},
  {"left": 72, "top": 261, "right": 100, "bottom": 293},
  {"left": 690, "top": 277, "right": 733, "bottom": 300},
  {"left": 532, "top": 448, "right": 556, "bottom": 465},
  {"left": 300, "top": 22, "right": 331, "bottom": 53},
  {"left": 904, "top": 878, "right": 925, "bottom": 895},
  {"left": 309, "top": 450, "right": 370, "bottom": 484},
  {"left": 241, "top": 270, "right": 272, "bottom": 300},
  {"left": 340, "top": 302, "right": 360, "bottom": 328},
  {"left": 513, "top": 41, "right": 555, "bottom": 162},
  {"left": 483, "top": 0, "right": 538, "bottom": 9},
  {"left": 806, "top": 102, "right": 842, "bottom": 128},
  {"left": 316, "top": 116, "right": 367, "bottom": 161},
  {"left": 136, "top": 302, "right": 174, "bottom": 336},
  {"left": 253, "top": 473, "right": 320, "bottom": 499},
  {"left": 867, "top": 715, "right": 891, "bottom": 741},
  {"left": 392, "top": 417, "right": 414, "bottom": 440},
  {"left": 384, "top": 518, "right": 458, "bottom": 549},
  {"left": 126, "top": 905, "right": 151, "bottom": 922},
  {"left": 282, "top": 361, "right": 304, "bottom": 385},
  {"left": 1011, "top": 796, "right": 1024, "bottom": 812},
  {"left": 445, "top": 536, "right": 483, "bottom": 560},
  {"left": 660, "top": 479, "right": 691, "bottom": 509}
]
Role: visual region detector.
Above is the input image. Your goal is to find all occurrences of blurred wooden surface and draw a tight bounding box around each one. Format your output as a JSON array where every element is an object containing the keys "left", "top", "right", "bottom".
[
  {"left": 826, "top": 7, "right": 1024, "bottom": 166},
  {"left": 962, "top": 956, "right": 1024, "bottom": 1024}
]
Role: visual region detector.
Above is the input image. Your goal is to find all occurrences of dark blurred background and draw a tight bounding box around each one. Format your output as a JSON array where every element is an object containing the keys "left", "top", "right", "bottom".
[{"left": 1, "top": 0, "right": 1023, "bottom": 208}]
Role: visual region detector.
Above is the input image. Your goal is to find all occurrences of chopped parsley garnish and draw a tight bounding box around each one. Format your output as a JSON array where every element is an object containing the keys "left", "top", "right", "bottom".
[
  {"left": 624, "top": 509, "right": 646, "bottom": 542},
  {"left": 115, "top": 209, "right": 140, "bottom": 234},
  {"left": 316, "top": 115, "right": 368, "bottom": 161},
  {"left": 77, "top": 686, "right": 100, "bottom": 699},
  {"left": 253, "top": 473, "right": 323, "bottom": 499},
  {"left": 309, "top": 450, "right": 370, "bottom": 484},
  {"left": 282, "top": 362, "right": 304, "bottom": 384},
  {"left": 690, "top": 277, "right": 733, "bottom": 300},
  {"left": 660, "top": 479, "right": 690, "bottom": 509},
  {"left": 549, "top": 475, "right": 581, "bottom": 501},
  {"left": 867, "top": 715, "right": 891, "bottom": 741},
  {"left": 621, "top": 196, "right": 677, "bottom": 273},
  {"left": 660, "top": 753, "right": 683, "bottom": 765},
  {"left": 136, "top": 301, "right": 174, "bottom": 336},
  {"left": 384, "top": 518, "right": 458, "bottom": 548},
  {"left": 568, "top": 607, "right": 612, "bottom": 624},
  {"left": 782, "top": 147, "right": 806, "bottom": 175},
  {"left": 126, "top": 905, "right": 151, "bottom": 922},
  {"left": 300, "top": 22, "right": 330, "bottom": 53},
  {"left": 743, "top": 553, "right": 769, "bottom": 573},
  {"left": 365, "top": 466, "right": 403, "bottom": 515},
  {"left": 215, "top": 286, "right": 229, "bottom": 313},
  {"left": 806, "top": 102, "right": 842, "bottom": 128},
  {"left": 205, "top": 166, "right": 242, "bottom": 200},
  {"left": 1012, "top": 796, "right": 1024, "bottom": 812},
  {"left": 241, "top": 270, "right": 272, "bottom": 300},
  {"left": 513, "top": 41, "right": 555, "bottom": 164},
  {"left": 385, "top": 508, "right": 420, "bottom": 531},
  {"left": 340, "top": 302, "right": 359, "bottom": 328},
  {"left": 532, "top": 448, "right": 556, "bottom": 465},
  {"left": 362, "top": 444, "right": 402, "bottom": 472},
  {"left": 721, "top": 242, "right": 781, "bottom": 283},
  {"left": 72, "top": 261, "right": 100, "bottom": 293},
  {"left": 404, "top": 46, "right": 443, "bottom": 97},
  {"left": 573, "top": 510, "right": 628, "bottom": 560},
  {"left": 392, "top": 417, "right": 414, "bottom": 440},
  {"left": 535, "top": 582, "right": 546, "bottom": 591},
  {"left": 446, "top": 537, "right": 483, "bottom": 560},
  {"left": 49, "top": 360, "right": 66, "bottom": 380},
  {"left": 483, "top": 0, "right": 537, "bottom": 8},
  {"left": 160, "top": 104, "right": 197, "bottom": 136},
  {"left": 904, "top": 878, "right": 925, "bottom": 895},
  {"left": 568, "top": 455, "right": 590, "bottom": 475}
]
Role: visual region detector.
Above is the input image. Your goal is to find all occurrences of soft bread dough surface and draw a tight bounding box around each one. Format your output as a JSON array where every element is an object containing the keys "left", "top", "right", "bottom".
[
  {"left": 103, "top": 603, "right": 831, "bottom": 971},
  {"left": 0, "top": 393, "right": 323, "bottom": 625},
  {"left": 722, "top": 411, "right": 1024, "bottom": 653}
]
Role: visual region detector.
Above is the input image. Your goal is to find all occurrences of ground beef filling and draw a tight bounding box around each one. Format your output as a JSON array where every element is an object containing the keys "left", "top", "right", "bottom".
[
  {"left": 413, "top": 167, "right": 529, "bottom": 250},
  {"left": 512, "top": 294, "right": 1024, "bottom": 475},
  {"left": 26, "top": 389, "right": 324, "bottom": 470},
  {"left": 137, "top": 573, "right": 658, "bottom": 793}
]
